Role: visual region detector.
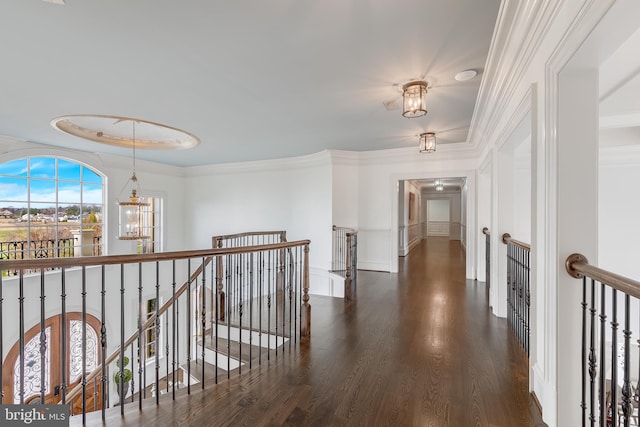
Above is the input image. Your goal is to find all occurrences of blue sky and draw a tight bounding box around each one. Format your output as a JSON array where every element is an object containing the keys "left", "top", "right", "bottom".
[{"left": 0, "top": 157, "right": 103, "bottom": 207}]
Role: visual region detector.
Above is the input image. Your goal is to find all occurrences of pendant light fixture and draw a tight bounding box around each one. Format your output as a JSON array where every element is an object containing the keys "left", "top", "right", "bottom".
[
  {"left": 117, "top": 120, "right": 151, "bottom": 241},
  {"left": 419, "top": 132, "right": 436, "bottom": 153},
  {"left": 402, "top": 81, "right": 428, "bottom": 118}
]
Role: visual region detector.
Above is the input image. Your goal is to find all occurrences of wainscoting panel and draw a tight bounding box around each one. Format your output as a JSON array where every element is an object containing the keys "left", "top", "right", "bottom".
[{"left": 427, "top": 221, "right": 450, "bottom": 237}]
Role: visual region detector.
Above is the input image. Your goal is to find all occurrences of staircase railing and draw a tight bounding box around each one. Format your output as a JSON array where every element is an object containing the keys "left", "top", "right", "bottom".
[
  {"left": 566, "top": 254, "right": 640, "bottom": 427},
  {"left": 212, "top": 231, "right": 287, "bottom": 320},
  {"left": 482, "top": 227, "right": 490, "bottom": 290},
  {"left": 0, "top": 238, "right": 310, "bottom": 425},
  {"left": 502, "top": 233, "right": 530, "bottom": 355},
  {"left": 331, "top": 226, "right": 358, "bottom": 301}
]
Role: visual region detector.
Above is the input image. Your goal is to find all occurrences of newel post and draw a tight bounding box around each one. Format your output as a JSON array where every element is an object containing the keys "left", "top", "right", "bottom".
[
  {"left": 301, "top": 244, "right": 311, "bottom": 342},
  {"left": 214, "top": 237, "right": 225, "bottom": 321}
]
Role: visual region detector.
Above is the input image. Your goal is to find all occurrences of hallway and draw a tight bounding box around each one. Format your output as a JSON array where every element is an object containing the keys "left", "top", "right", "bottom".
[{"left": 80, "top": 237, "right": 545, "bottom": 426}]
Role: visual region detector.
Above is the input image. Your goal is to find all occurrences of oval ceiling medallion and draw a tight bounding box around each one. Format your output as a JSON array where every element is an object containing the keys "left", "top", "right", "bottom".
[{"left": 51, "top": 115, "right": 200, "bottom": 150}]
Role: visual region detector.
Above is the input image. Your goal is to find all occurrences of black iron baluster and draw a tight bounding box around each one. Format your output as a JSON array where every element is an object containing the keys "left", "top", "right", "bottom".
[
  {"left": 119, "top": 264, "right": 125, "bottom": 416},
  {"left": 155, "top": 261, "right": 160, "bottom": 405},
  {"left": 138, "top": 262, "right": 144, "bottom": 406},
  {"left": 19, "top": 269, "right": 25, "bottom": 404},
  {"left": 172, "top": 260, "right": 176, "bottom": 399},
  {"left": 39, "top": 269, "right": 46, "bottom": 404},
  {"left": 187, "top": 259, "right": 191, "bottom": 394},
  {"left": 215, "top": 255, "right": 219, "bottom": 385},
  {"left": 588, "top": 278, "right": 596, "bottom": 426},
  {"left": 239, "top": 253, "right": 243, "bottom": 374},
  {"left": 622, "top": 294, "right": 632, "bottom": 426},
  {"left": 259, "top": 251, "right": 263, "bottom": 364},
  {"left": 599, "top": 282, "right": 607, "bottom": 425},
  {"left": 100, "top": 265, "right": 107, "bottom": 421},
  {"left": 201, "top": 256, "right": 206, "bottom": 389},
  {"left": 227, "top": 255, "right": 231, "bottom": 378},
  {"left": 0, "top": 274, "right": 3, "bottom": 404},
  {"left": 612, "top": 289, "right": 619, "bottom": 427},
  {"left": 267, "top": 250, "right": 272, "bottom": 361},
  {"left": 250, "top": 252, "right": 254, "bottom": 369},
  {"left": 581, "top": 277, "right": 587, "bottom": 427},
  {"left": 130, "top": 345, "right": 135, "bottom": 404},
  {"left": 81, "top": 266, "right": 88, "bottom": 423},
  {"left": 165, "top": 292, "right": 169, "bottom": 396}
]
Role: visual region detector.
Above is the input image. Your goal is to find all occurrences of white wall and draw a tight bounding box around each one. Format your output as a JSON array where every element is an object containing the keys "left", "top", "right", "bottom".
[
  {"left": 331, "top": 152, "right": 359, "bottom": 229},
  {"left": 598, "top": 147, "right": 640, "bottom": 279}
]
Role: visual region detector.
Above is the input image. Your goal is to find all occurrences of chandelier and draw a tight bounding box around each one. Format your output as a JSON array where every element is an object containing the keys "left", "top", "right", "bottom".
[
  {"left": 402, "top": 81, "right": 428, "bottom": 118},
  {"left": 419, "top": 132, "right": 436, "bottom": 153},
  {"left": 116, "top": 120, "right": 151, "bottom": 241}
]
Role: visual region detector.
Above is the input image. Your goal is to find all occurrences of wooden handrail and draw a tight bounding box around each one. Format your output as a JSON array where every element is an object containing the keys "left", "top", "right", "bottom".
[
  {"left": 501, "top": 233, "right": 530, "bottom": 250},
  {"left": 565, "top": 253, "right": 640, "bottom": 300},
  {"left": 212, "top": 230, "right": 287, "bottom": 242},
  {"left": 482, "top": 227, "right": 490, "bottom": 235},
  {"left": 64, "top": 256, "right": 213, "bottom": 403},
  {"left": 0, "top": 240, "right": 310, "bottom": 272}
]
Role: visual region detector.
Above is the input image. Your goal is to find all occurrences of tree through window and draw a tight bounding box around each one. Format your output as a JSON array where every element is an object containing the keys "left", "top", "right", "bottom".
[{"left": 0, "top": 157, "right": 104, "bottom": 267}]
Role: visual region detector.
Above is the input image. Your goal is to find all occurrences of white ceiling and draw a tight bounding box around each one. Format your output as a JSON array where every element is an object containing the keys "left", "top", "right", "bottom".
[{"left": 0, "top": 0, "right": 500, "bottom": 167}]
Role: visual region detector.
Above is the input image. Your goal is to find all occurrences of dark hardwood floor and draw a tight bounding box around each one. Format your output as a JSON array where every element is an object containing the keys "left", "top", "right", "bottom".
[{"left": 76, "top": 237, "right": 546, "bottom": 426}]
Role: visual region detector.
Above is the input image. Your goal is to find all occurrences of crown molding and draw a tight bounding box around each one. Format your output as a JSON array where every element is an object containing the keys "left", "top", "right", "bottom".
[
  {"left": 469, "top": 0, "right": 561, "bottom": 152},
  {"left": 184, "top": 150, "right": 332, "bottom": 177}
]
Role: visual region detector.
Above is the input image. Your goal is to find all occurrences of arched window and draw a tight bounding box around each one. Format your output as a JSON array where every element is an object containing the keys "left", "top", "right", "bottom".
[{"left": 0, "top": 156, "right": 104, "bottom": 264}]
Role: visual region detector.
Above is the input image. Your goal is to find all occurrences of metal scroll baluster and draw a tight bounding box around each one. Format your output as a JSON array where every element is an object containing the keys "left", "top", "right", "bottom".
[
  {"left": 612, "top": 289, "right": 619, "bottom": 427},
  {"left": 226, "top": 254, "right": 231, "bottom": 377},
  {"left": 172, "top": 260, "right": 176, "bottom": 399},
  {"left": 599, "top": 282, "right": 607, "bottom": 425},
  {"left": 215, "top": 255, "right": 219, "bottom": 385},
  {"left": 100, "top": 265, "right": 107, "bottom": 421},
  {"left": 165, "top": 293, "right": 169, "bottom": 396},
  {"left": 289, "top": 249, "right": 293, "bottom": 351},
  {"left": 187, "top": 259, "right": 192, "bottom": 394},
  {"left": 19, "top": 269, "right": 25, "bottom": 405},
  {"left": 581, "top": 277, "right": 587, "bottom": 426},
  {"left": 119, "top": 264, "right": 125, "bottom": 416},
  {"left": 249, "top": 253, "right": 254, "bottom": 369},
  {"left": 81, "top": 266, "right": 88, "bottom": 423},
  {"left": 239, "top": 253, "right": 243, "bottom": 374},
  {"left": 130, "top": 345, "right": 135, "bottom": 404},
  {"left": 259, "top": 252, "right": 263, "bottom": 364},
  {"left": 588, "top": 278, "right": 596, "bottom": 426},
  {"left": 61, "top": 267, "right": 67, "bottom": 405},
  {"left": 39, "top": 269, "right": 46, "bottom": 404},
  {"left": 155, "top": 261, "right": 160, "bottom": 405},
  {"left": 138, "top": 262, "right": 144, "bottom": 407},
  {"left": 267, "top": 251, "right": 272, "bottom": 361},
  {"left": 0, "top": 274, "right": 3, "bottom": 404},
  {"left": 621, "top": 294, "right": 632, "bottom": 426},
  {"left": 201, "top": 256, "right": 206, "bottom": 389}
]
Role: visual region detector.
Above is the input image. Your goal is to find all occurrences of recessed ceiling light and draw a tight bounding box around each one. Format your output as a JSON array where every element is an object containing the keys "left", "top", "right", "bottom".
[
  {"left": 454, "top": 69, "right": 478, "bottom": 82},
  {"left": 43, "top": 0, "right": 65, "bottom": 4}
]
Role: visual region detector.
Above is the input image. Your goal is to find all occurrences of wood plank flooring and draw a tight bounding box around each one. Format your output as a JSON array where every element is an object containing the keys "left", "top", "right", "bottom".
[{"left": 74, "top": 237, "right": 546, "bottom": 426}]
